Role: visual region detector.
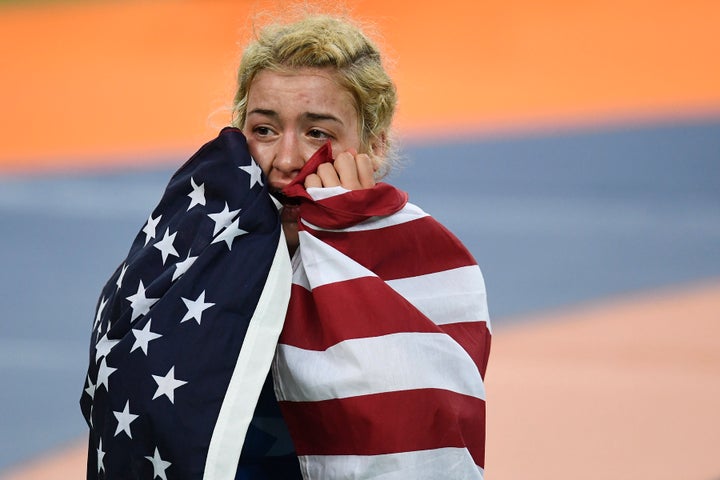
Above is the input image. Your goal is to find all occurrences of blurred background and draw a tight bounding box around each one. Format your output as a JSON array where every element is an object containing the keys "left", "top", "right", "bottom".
[{"left": 0, "top": 0, "right": 718, "bottom": 478}]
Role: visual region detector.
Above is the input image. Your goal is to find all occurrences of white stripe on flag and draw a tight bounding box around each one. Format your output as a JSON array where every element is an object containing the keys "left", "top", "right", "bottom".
[
  {"left": 386, "top": 265, "right": 490, "bottom": 329},
  {"left": 306, "top": 185, "right": 351, "bottom": 201},
  {"left": 274, "top": 332, "right": 485, "bottom": 402},
  {"left": 300, "top": 202, "right": 429, "bottom": 233},
  {"left": 296, "top": 232, "right": 376, "bottom": 289},
  {"left": 290, "top": 248, "right": 311, "bottom": 291},
  {"left": 203, "top": 232, "right": 292, "bottom": 480},
  {"left": 299, "top": 447, "right": 484, "bottom": 480}
]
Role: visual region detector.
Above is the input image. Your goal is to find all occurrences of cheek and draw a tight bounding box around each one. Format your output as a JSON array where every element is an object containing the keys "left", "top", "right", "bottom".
[
  {"left": 329, "top": 132, "right": 363, "bottom": 158},
  {"left": 246, "top": 141, "right": 273, "bottom": 175}
]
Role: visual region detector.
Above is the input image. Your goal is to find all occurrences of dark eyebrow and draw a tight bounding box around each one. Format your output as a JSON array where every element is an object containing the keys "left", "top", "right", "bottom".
[
  {"left": 246, "top": 108, "right": 278, "bottom": 119},
  {"left": 246, "top": 109, "right": 344, "bottom": 126},
  {"left": 303, "top": 112, "right": 344, "bottom": 125}
]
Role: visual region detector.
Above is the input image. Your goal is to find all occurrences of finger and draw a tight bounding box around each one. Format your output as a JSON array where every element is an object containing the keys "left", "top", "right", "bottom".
[
  {"left": 355, "top": 153, "right": 376, "bottom": 189},
  {"left": 316, "top": 162, "right": 341, "bottom": 187},
  {"left": 333, "top": 152, "right": 362, "bottom": 190},
  {"left": 304, "top": 173, "right": 323, "bottom": 189}
]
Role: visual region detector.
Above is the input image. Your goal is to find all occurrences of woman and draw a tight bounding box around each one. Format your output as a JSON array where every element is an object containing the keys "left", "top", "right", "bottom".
[
  {"left": 81, "top": 11, "right": 490, "bottom": 480},
  {"left": 232, "top": 13, "right": 491, "bottom": 479}
]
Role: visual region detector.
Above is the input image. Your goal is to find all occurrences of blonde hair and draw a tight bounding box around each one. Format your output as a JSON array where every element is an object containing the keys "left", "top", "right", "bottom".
[{"left": 231, "top": 13, "right": 398, "bottom": 174}]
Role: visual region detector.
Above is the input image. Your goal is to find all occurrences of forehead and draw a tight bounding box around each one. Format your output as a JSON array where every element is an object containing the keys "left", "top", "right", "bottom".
[{"left": 247, "top": 68, "right": 358, "bottom": 117}]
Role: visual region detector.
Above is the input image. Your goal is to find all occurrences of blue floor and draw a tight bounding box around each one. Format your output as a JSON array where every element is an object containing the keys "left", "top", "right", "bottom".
[{"left": 1, "top": 117, "right": 719, "bottom": 470}]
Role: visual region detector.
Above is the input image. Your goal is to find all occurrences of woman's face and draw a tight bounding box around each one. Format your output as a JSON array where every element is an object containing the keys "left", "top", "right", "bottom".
[{"left": 242, "top": 67, "right": 363, "bottom": 249}]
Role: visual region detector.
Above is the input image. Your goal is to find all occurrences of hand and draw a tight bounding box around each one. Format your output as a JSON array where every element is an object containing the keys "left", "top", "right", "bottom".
[{"left": 304, "top": 150, "right": 378, "bottom": 190}]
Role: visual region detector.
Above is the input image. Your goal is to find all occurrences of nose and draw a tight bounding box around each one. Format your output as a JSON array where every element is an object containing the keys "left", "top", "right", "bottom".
[{"left": 271, "top": 134, "right": 305, "bottom": 180}]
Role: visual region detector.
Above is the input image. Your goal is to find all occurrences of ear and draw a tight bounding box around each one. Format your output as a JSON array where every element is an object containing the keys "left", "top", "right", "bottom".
[{"left": 370, "top": 132, "right": 388, "bottom": 158}]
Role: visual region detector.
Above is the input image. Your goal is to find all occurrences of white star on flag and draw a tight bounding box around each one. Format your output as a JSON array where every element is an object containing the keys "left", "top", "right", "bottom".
[
  {"left": 93, "top": 296, "right": 108, "bottom": 330},
  {"left": 84, "top": 376, "right": 96, "bottom": 400},
  {"left": 152, "top": 366, "right": 187, "bottom": 404},
  {"left": 153, "top": 228, "right": 179, "bottom": 265},
  {"left": 172, "top": 253, "right": 198, "bottom": 281},
  {"left": 180, "top": 290, "right": 215, "bottom": 325},
  {"left": 208, "top": 202, "right": 241, "bottom": 235},
  {"left": 126, "top": 280, "right": 159, "bottom": 321},
  {"left": 211, "top": 218, "right": 247, "bottom": 250},
  {"left": 186, "top": 176, "right": 206, "bottom": 210},
  {"left": 142, "top": 213, "right": 162, "bottom": 246},
  {"left": 113, "top": 400, "right": 139, "bottom": 438},
  {"left": 145, "top": 447, "right": 172, "bottom": 480},
  {"left": 131, "top": 319, "right": 162, "bottom": 355},
  {"left": 239, "top": 160, "right": 264, "bottom": 188},
  {"left": 97, "top": 438, "right": 106, "bottom": 474},
  {"left": 95, "top": 333, "right": 120, "bottom": 362},
  {"left": 115, "top": 263, "right": 128, "bottom": 290},
  {"left": 96, "top": 357, "right": 117, "bottom": 392}
]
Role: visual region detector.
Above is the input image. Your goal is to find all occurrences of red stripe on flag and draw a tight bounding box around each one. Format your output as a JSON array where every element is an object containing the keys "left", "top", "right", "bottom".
[
  {"left": 305, "top": 216, "right": 477, "bottom": 280},
  {"left": 281, "top": 278, "right": 446, "bottom": 351},
  {"left": 441, "top": 321, "right": 492, "bottom": 378},
  {"left": 279, "top": 389, "right": 486, "bottom": 468},
  {"left": 297, "top": 182, "right": 409, "bottom": 229}
]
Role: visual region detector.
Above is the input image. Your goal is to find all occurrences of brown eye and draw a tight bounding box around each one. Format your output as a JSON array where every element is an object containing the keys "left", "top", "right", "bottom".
[{"left": 308, "top": 129, "right": 330, "bottom": 140}]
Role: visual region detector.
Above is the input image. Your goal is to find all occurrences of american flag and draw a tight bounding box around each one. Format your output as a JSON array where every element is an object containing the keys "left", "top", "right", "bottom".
[
  {"left": 276, "top": 151, "right": 492, "bottom": 478},
  {"left": 81, "top": 128, "right": 490, "bottom": 479},
  {"left": 80, "top": 127, "right": 300, "bottom": 479}
]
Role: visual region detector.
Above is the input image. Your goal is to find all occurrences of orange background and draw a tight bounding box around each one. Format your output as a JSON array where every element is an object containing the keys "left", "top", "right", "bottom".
[{"left": 1, "top": 0, "right": 720, "bottom": 172}]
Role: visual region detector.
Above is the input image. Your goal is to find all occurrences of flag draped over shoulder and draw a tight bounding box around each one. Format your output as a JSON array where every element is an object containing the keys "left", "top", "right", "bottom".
[
  {"left": 80, "top": 127, "right": 296, "bottom": 480},
  {"left": 276, "top": 146, "right": 492, "bottom": 479},
  {"left": 81, "top": 129, "right": 490, "bottom": 480}
]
